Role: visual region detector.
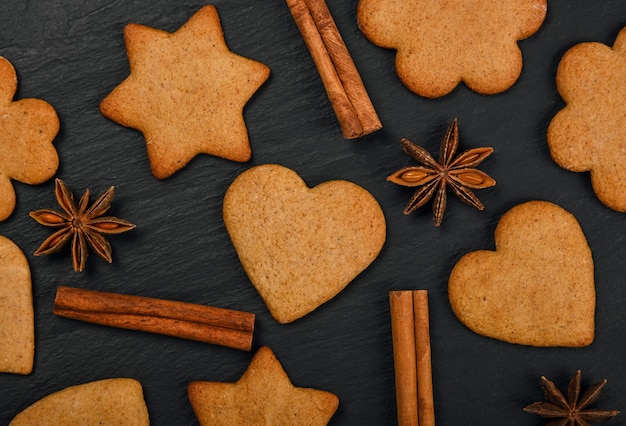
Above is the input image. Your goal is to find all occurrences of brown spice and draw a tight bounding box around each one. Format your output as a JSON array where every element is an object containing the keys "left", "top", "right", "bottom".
[
  {"left": 53, "top": 286, "right": 255, "bottom": 351},
  {"left": 524, "top": 370, "right": 619, "bottom": 425},
  {"left": 413, "top": 291, "right": 435, "bottom": 426},
  {"left": 286, "top": 0, "right": 382, "bottom": 138},
  {"left": 390, "top": 291, "right": 419, "bottom": 426},
  {"left": 388, "top": 119, "right": 495, "bottom": 226},
  {"left": 389, "top": 290, "right": 436, "bottom": 426},
  {"left": 29, "top": 178, "right": 135, "bottom": 272}
]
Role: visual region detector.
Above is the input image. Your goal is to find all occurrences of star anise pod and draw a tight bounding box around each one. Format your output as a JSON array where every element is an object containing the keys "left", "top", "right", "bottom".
[
  {"left": 524, "top": 370, "right": 620, "bottom": 425},
  {"left": 30, "top": 178, "right": 136, "bottom": 272},
  {"left": 387, "top": 118, "right": 495, "bottom": 226}
]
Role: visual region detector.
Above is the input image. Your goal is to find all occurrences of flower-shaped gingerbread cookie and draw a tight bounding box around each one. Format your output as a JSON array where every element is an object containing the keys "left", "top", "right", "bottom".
[
  {"left": 548, "top": 27, "right": 626, "bottom": 211},
  {"left": 0, "top": 57, "right": 59, "bottom": 221},
  {"left": 357, "top": 0, "right": 547, "bottom": 98}
]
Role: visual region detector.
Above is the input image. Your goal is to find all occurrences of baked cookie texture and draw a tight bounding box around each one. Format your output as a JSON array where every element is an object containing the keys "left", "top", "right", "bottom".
[
  {"left": 357, "top": 0, "right": 547, "bottom": 98},
  {"left": 223, "top": 164, "right": 386, "bottom": 324},
  {"left": 448, "top": 201, "right": 595, "bottom": 347},
  {"left": 10, "top": 378, "right": 150, "bottom": 425},
  {"left": 548, "top": 27, "right": 626, "bottom": 211},
  {"left": 100, "top": 5, "right": 270, "bottom": 179},
  {"left": 0, "top": 235, "right": 34, "bottom": 375},
  {"left": 188, "top": 346, "right": 339, "bottom": 425},
  {"left": 0, "top": 56, "right": 59, "bottom": 221}
]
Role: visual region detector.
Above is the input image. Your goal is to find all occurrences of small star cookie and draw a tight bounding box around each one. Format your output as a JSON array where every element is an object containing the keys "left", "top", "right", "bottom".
[
  {"left": 188, "top": 346, "right": 339, "bottom": 425},
  {"left": 100, "top": 5, "right": 270, "bottom": 179},
  {"left": 0, "top": 56, "right": 59, "bottom": 221}
]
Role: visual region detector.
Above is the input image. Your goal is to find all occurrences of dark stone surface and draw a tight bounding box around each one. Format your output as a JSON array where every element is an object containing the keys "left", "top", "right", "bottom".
[{"left": 0, "top": 1, "right": 625, "bottom": 424}]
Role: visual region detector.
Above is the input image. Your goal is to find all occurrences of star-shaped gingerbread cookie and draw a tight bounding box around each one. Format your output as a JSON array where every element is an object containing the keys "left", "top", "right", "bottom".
[
  {"left": 100, "top": 5, "right": 270, "bottom": 179},
  {"left": 188, "top": 346, "right": 339, "bottom": 425}
]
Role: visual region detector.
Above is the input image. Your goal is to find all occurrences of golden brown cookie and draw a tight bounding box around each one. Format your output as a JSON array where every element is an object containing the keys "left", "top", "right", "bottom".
[
  {"left": 223, "top": 164, "right": 386, "bottom": 323},
  {"left": 548, "top": 27, "right": 626, "bottom": 211},
  {"left": 10, "top": 378, "right": 150, "bottom": 425},
  {"left": 448, "top": 200, "right": 595, "bottom": 347},
  {"left": 0, "top": 56, "right": 59, "bottom": 220},
  {"left": 357, "top": 0, "right": 547, "bottom": 98},
  {"left": 100, "top": 5, "right": 270, "bottom": 179},
  {"left": 188, "top": 346, "right": 339, "bottom": 425},
  {"left": 0, "top": 235, "right": 33, "bottom": 375}
]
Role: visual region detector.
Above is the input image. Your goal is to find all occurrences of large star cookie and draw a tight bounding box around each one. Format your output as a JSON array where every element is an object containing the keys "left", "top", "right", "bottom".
[
  {"left": 100, "top": 5, "right": 270, "bottom": 179},
  {"left": 188, "top": 346, "right": 339, "bottom": 425},
  {"left": 0, "top": 56, "right": 59, "bottom": 221}
]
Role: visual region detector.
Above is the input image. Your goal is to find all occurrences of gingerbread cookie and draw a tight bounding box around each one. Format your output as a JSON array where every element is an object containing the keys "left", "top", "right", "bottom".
[
  {"left": 10, "top": 378, "right": 150, "bottom": 425},
  {"left": 100, "top": 5, "right": 270, "bottom": 179},
  {"left": 548, "top": 27, "right": 626, "bottom": 211},
  {"left": 223, "top": 164, "right": 386, "bottom": 324},
  {"left": 188, "top": 346, "right": 338, "bottom": 425},
  {"left": 448, "top": 201, "right": 595, "bottom": 347},
  {"left": 0, "top": 235, "right": 34, "bottom": 375},
  {"left": 357, "top": 0, "right": 547, "bottom": 98},
  {"left": 0, "top": 56, "right": 59, "bottom": 220}
]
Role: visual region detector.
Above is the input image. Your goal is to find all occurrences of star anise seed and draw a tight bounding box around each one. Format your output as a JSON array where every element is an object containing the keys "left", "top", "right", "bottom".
[
  {"left": 387, "top": 118, "right": 495, "bottom": 226},
  {"left": 30, "top": 178, "right": 136, "bottom": 272},
  {"left": 524, "top": 370, "right": 620, "bottom": 425}
]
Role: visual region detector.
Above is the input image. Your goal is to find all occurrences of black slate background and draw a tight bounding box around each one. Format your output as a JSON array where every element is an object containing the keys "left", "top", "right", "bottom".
[{"left": 1, "top": 0, "right": 625, "bottom": 425}]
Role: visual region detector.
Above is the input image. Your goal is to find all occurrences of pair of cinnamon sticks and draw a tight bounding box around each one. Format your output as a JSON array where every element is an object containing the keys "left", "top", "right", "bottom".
[
  {"left": 53, "top": 286, "right": 255, "bottom": 351},
  {"left": 390, "top": 290, "right": 435, "bottom": 426},
  {"left": 286, "top": 0, "right": 381, "bottom": 139}
]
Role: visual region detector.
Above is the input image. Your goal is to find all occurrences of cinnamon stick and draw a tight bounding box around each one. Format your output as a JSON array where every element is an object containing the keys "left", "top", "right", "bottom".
[
  {"left": 53, "top": 286, "right": 255, "bottom": 351},
  {"left": 286, "top": 0, "right": 382, "bottom": 139},
  {"left": 390, "top": 291, "right": 419, "bottom": 426},
  {"left": 414, "top": 290, "right": 435, "bottom": 426},
  {"left": 390, "top": 290, "right": 436, "bottom": 426}
]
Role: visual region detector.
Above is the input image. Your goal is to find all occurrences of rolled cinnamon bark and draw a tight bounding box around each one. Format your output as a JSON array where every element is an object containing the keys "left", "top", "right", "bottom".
[
  {"left": 390, "top": 290, "right": 419, "bottom": 426},
  {"left": 53, "top": 286, "right": 255, "bottom": 351},
  {"left": 286, "top": 0, "right": 382, "bottom": 138},
  {"left": 414, "top": 290, "right": 435, "bottom": 426}
]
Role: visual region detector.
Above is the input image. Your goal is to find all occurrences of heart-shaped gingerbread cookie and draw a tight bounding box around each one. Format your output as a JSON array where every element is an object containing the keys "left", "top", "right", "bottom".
[
  {"left": 0, "top": 235, "right": 34, "bottom": 374},
  {"left": 223, "top": 164, "right": 386, "bottom": 324},
  {"left": 448, "top": 200, "right": 594, "bottom": 347}
]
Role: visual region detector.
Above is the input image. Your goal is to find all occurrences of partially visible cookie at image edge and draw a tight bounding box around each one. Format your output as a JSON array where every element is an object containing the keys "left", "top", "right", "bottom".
[
  {"left": 548, "top": 27, "right": 626, "bottom": 211},
  {"left": 0, "top": 56, "right": 59, "bottom": 221},
  {"left": 357, "top": 0, "right": 547, "bottom": 98},
  {"left": 0, "top": 235, "right": 34, "bottom": 375}
]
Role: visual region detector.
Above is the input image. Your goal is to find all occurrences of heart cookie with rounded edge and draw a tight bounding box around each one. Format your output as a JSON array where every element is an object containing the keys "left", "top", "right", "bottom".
[
  {"left": 0, "top": 235, "right": 34, "bottom": 375},
  {"left": 448, "top": 200, "right": 594, "bottom": 347},
  {"left": 223, "top": 164, "right": 386, "bottom": 324}
]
